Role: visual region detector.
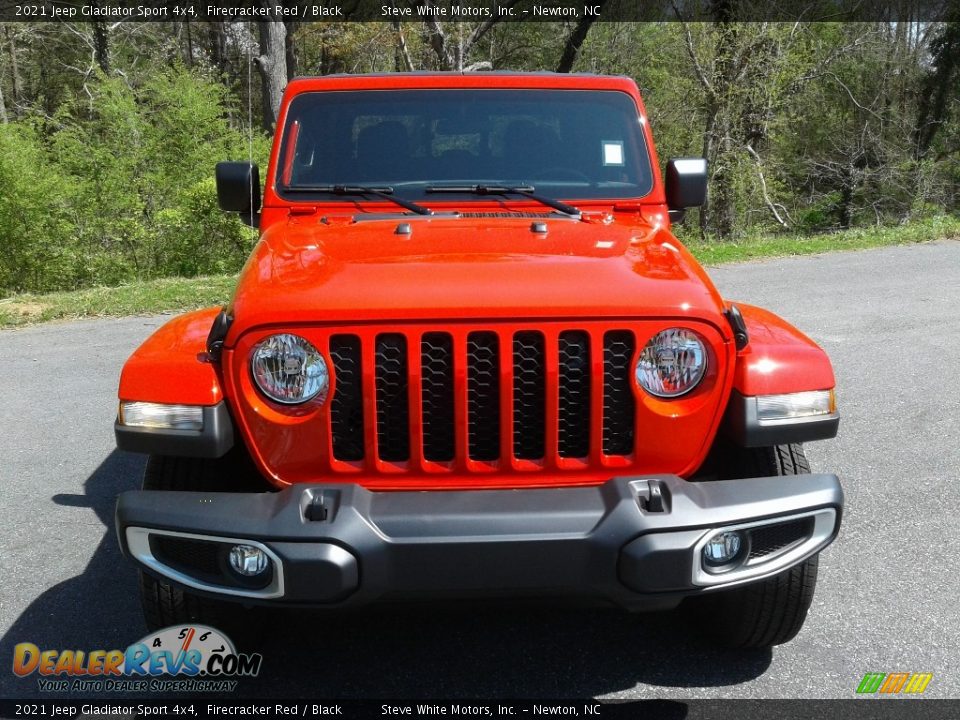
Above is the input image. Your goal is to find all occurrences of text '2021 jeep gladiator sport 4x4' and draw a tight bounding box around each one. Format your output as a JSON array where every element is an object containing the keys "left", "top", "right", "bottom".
[{"left": 114, "top": 73, "right": 842, "bottom": 649}]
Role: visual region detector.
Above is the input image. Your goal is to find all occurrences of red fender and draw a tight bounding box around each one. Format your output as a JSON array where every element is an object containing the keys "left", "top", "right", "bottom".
[
  {"left": 731, "top": 303, "right": 835, "bottom": 396},
  {"left": 118, "top": 308, "right": 224, "bottom": 405}
]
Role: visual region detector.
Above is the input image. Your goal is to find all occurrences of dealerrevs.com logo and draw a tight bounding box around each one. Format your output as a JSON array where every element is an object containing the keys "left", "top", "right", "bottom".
[{"left": 12, "top": 625, "right": 262, "bottom": 693}]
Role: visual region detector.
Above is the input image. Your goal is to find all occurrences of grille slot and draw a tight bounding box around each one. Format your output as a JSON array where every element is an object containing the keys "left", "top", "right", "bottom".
[
  {"left": 558, "top": 331, "right": 591, "bottom": 458},
  {"left": 467, "top": 332, "right": 501, "bottom": 461},
  {"left": 375, "top": 334, "right": 410, "bottom": 462},
  {"left": 151, "top": 535, "right": 223, "bottom": 577},
  {"left": 421, "top": 333, "right": 455, "bottom": 462},
  {"left": 748, "top": 517, "right": 814, "bottom": 560},
  {"left": 329, "top": 335, "right": 364, "bottom": 461},
  {"left": 512, "top": 331, "right": 546, "bottom": 460},
  {"left": 603, "top": 331, "right": 636, "bottom": 456}
]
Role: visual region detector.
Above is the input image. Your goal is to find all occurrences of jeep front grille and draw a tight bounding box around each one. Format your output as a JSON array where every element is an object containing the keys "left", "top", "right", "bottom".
[
  {"left": 602, "top": 331, "right": 636, "bottom": 455},
  {"left": 512, "top": 331, "right": 547, "bottom": 460},
  {"left": 466, "top": 332, "right": 500, "bottom": 461},
  {"left": 328, "top": 335, "right": 365, "bottom": 461},
  {"left": 327, "top": 325, "right": 640, "bottom": 470},
  {"left": 558, "top": 331, "right": 591, "bottom": 458},
  {"left": 374, "top": 334, "right": 410, "bottom": 462},
  {"left": 421, "top": 332, "right": 456, "bottom": 462}
]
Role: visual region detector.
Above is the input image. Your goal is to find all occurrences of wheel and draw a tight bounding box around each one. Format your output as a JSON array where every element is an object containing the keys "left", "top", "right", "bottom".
[
  {"left": 688, "top": 443, "right": 821, "bottom": 649},
  {"left": 137, "top": 450, "right": 268, "bottom": 642}
]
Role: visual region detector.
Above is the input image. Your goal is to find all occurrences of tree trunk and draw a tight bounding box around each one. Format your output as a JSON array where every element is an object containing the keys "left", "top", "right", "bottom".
[
  {"left": 284, "top": 17, "right": 299, "bottom": 81},
  {"left": 4, "top": 26, "right": 22, "bottom": 110},
  {"left": 256, "top": 20, "right": 288, "bottom": 134},
  {"left": 421, "top": 14, "right": 453, "bottom": 70},
  {"left": 394, "top": 21, "right": 416, "bottom": 72},
  {"left": 838, "top": 163, "right": 854, "bottom": 229},
  {"left": 0, "top": 79, "right": 7, "bottom": 124},
  {"left": 556, "top": 3, "right": 606, "bottom": 73},
  {"left": 710, "top": 131, "right": 737, "bottom": 238},
  {"left": 208, "top": 22, "right": 230, "bottom": 79},
  {"left": 706, "top": 18, "right": 738, "bottom": 239},
  {"left": 914, "top": 21, "right": 960, "bottom": 159},
  {"left": 183, "top": 21, "right": 194, "bottom": 67},
  {"left": 92, "top": 21, "right": 110, "bottom": 74},
  {"left": 699, "top": 109, "right": 717, "bottom": 239}
]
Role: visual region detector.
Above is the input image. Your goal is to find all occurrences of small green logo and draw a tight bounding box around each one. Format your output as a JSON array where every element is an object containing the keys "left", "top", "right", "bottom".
[{"left": 857, "top": 672, "right": 933, "bottom": 694}]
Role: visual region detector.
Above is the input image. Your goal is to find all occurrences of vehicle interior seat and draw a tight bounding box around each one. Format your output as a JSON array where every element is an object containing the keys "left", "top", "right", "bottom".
[
  {"left": 355, "top": 121, "right": 411, "bottom": 182},
  {"left": 501, "top": 119, "right": 562, "bottom": 178}
]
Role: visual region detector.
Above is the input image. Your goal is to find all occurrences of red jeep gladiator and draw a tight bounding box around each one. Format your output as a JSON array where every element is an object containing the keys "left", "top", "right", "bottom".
[{"left": 115, "top": 73, "right": 842, "bottom": 648}]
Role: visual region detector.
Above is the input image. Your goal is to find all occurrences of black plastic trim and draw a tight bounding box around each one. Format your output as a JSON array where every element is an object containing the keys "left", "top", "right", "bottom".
[
  {"left": 723, "top": 390, "right": 840, "bottom": 447},
  {"left": 205, "top": 309, "right": 232, "bottom": 362},
  {"left": 665, "top": 157, "right": 707, "bottom": 209},
  {"left": 114, "top": 402, "right": 234, "bottom": 458},
  {"left": 724, "top": 305, "right": 750, "bottom": 350},
  {"left": 116, "top": 472, "right": 842, "bottom": 610},
  {"left": 215, "top": 161, "right": 260, "bottom": 227}
]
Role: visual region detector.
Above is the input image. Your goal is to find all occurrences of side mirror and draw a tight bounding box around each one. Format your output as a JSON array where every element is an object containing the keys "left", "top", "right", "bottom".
[
  {"left": 216, "top": 161, "right": 261, "bottom": 227},
  {"left": 665, "top": 158, "right": 707, "bottom": 222}
]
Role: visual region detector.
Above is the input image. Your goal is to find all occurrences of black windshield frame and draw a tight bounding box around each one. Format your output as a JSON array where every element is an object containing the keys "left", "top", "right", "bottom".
[{"left": 274, "top": 88, "right": 655, "bottom": 204}]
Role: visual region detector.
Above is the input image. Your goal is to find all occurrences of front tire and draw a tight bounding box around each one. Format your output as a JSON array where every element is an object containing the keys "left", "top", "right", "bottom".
[
  {"left": 137, "top": 451, "right": 267, "bottom": 639},
  {"left": 689, "top": 443, "right": 821, "bottom": 649}
]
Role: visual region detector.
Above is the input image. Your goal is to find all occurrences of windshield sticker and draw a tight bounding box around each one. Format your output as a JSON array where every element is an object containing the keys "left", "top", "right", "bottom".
[{"left": 602, "top": 141, "right": 624, "bottom": 166}]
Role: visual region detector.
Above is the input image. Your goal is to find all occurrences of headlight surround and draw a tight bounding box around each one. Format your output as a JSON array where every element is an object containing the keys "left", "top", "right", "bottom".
[
  {"left": 636, "top": 328, "right": 708, "bottom": 398},
  {"left": 251, "top": 333, "right": 329, "bottom": 405}
]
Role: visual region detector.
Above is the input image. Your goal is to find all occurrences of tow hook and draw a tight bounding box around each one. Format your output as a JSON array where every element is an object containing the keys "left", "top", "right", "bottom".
[{"left": 634, "top": 479, "right": 668, "bottom": 513}]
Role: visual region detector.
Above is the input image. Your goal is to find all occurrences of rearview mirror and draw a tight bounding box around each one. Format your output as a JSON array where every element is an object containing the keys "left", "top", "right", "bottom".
[
  {"left": 665, "top": 158, "right": 707, "bottom": 215},
  {"left": 216, "top": 161, "right": 261, "bottom": 227}
]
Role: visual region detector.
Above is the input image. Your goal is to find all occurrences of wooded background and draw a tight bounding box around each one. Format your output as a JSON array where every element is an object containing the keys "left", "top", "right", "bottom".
[{"left": 1, "top": 13, "right": 958, "bottom": 294}]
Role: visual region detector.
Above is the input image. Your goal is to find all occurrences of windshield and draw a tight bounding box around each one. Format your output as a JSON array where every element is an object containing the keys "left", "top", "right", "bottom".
[{"left": 275, "top": 89, "right": 654, "bottom": 202}]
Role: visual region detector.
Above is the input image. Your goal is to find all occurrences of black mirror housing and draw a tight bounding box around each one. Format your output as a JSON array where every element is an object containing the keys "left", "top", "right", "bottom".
[
  {"left": 665, "top": 158, "right": 707, "bottom": 210},
  {"left": 216, "top": 161, "right": 261, "bottom": 225}
]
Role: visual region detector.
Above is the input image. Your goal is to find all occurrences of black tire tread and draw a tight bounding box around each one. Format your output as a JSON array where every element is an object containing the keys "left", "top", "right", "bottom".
[
  {"left": 704, "top": 553, "right": 819, "bottom": 648},
  {"left": 691, "top": 442, "right": 820, "bottom": 649},
  {"left": 138, "top": 451, "right": 265, "bottom": 635},
  {"left": 142, "top": 448, "right": 266, "bottom": 493}
]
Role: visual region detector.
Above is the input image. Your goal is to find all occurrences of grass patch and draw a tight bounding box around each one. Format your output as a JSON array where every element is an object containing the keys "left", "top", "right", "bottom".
[
  {"left": 0, "top": 275, "right": 238, "bottom": 328},
  {"left": 685, "top": 214, "right": 960, "bottom": 266},
  {"left": 1, "top": 215, "right": 958, "bottom": 329}
]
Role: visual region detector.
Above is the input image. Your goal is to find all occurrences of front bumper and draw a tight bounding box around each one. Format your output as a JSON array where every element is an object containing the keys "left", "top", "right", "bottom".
[{"left": 115, "top": 474, "right": 842, "bottom": 611}]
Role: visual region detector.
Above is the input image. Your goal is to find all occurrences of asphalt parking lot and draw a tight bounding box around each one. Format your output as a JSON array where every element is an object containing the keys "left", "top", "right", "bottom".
[{"left": 1, "top": 240, "right": 958, "bottom": 701}]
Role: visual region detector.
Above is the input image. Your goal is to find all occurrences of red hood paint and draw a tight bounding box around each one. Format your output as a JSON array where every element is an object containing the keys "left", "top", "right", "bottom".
[
  {"left": 226, "top": 213, "right": 731, "bottom": 343},
  {"left": 222, "top": 71, "right": 730, "bottom": 341}
]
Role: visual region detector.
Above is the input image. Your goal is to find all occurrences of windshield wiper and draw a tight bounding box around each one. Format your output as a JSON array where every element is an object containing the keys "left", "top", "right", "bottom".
[
  {"left": 284, "top": 185, "right": 432, "bottom": 216},
  {"left": 426, "top": 184, "right": 581, "bottom": 218}
]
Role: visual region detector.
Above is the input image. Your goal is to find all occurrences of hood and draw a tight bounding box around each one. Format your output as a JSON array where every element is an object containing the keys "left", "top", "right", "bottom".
[{"left": 227, "top": 213, "right": 729, "bottom": 339}]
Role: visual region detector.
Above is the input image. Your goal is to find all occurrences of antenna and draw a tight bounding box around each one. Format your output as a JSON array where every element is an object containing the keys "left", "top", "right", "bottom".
[{"left": 247, "top": 21, "right": 254, "bottom": 227}]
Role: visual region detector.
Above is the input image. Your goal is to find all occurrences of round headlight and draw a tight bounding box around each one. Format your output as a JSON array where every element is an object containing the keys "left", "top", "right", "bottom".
[
  {"left": 636, "top": 328, "right": 707, "bottom": 398},
  {"left": 251, "top": 333, "right": 329, "bottom": 405}
]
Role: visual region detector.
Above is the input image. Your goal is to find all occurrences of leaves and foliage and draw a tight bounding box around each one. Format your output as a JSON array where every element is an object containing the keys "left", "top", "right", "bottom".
[{"left": 0, "top": 18, "right": 958, "bottom": 296}]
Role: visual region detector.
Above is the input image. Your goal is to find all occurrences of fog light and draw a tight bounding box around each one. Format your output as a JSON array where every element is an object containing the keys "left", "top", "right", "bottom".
[
  {"left": 229, "top": 545, "right": 269, "bottom": 576},
  {"left": 703, "top": 530, "right": 744, "bottom": 568}
]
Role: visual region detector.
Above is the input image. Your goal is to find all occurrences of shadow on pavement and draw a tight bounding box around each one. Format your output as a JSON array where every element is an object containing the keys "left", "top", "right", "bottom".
[
  {"left": 1, "top": 450, "right": 771, "bottom": 700},
  {"left": 0, "top": 450, "right": 145, "bottom": 698}
]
